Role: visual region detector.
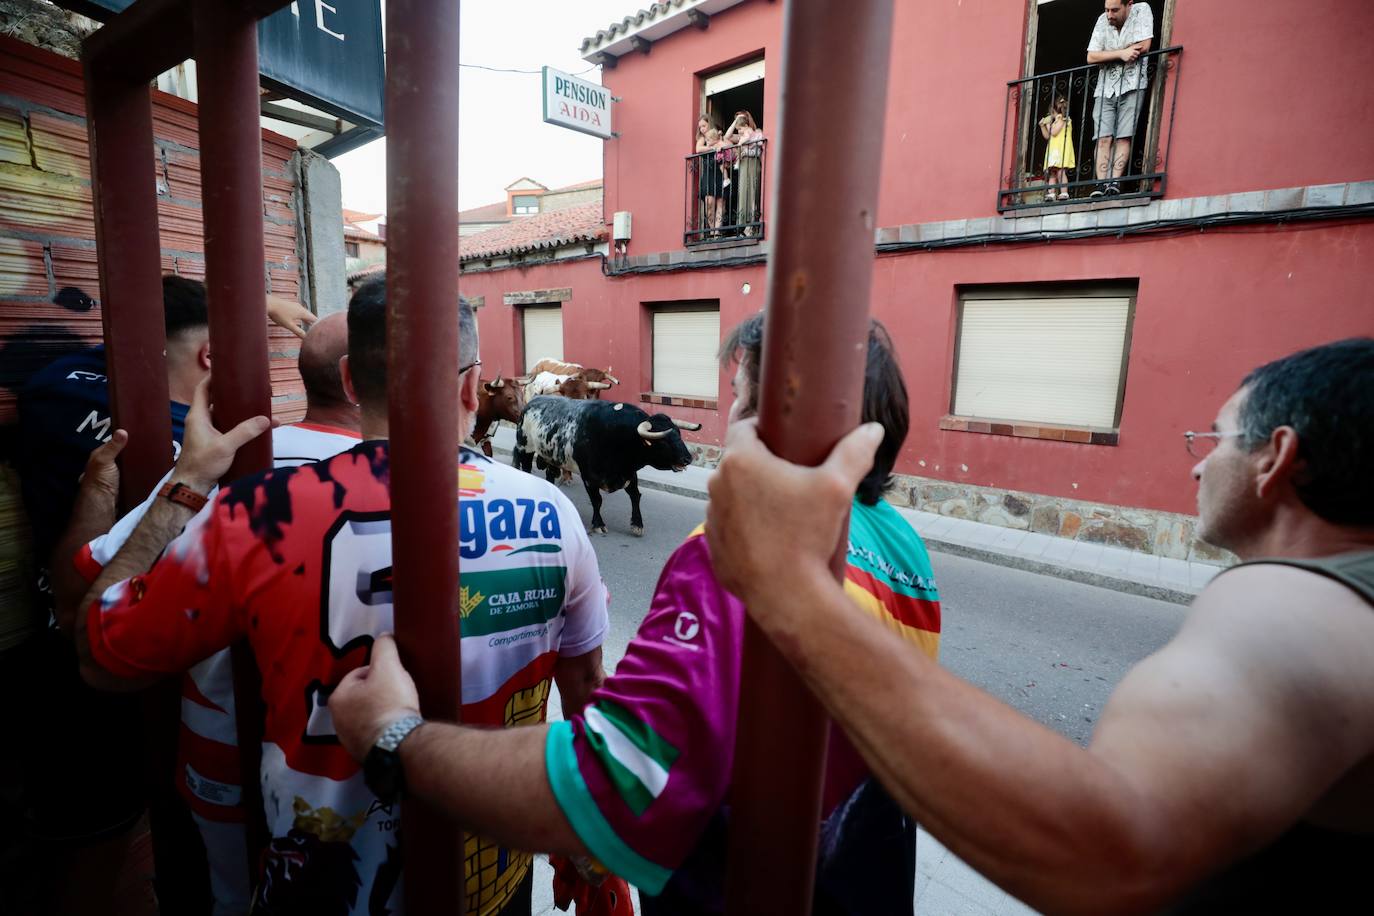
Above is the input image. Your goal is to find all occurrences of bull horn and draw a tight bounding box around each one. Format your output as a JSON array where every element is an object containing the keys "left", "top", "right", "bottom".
[
  {"left": 637, "top": 420, "right": 672, "bottom": 440},
  {"left": 586, "top": 381, "right": 611, "bottom": 390},
  {"left": 489, "top": 377, "right": 504, "bottom": 389},
  {"left": 671, "top": 418, "right": 703, "bottom": 431},
  {"left": 604, "top": 368, "right": 620, "bottom": 385}
]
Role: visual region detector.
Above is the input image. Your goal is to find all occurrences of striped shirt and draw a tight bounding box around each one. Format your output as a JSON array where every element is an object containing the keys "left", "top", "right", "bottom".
[{"left": 546, "top": 497, "right": 939, "bottom": 908}]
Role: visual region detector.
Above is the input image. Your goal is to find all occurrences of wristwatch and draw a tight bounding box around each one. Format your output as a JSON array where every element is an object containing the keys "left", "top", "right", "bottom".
[
  {"left": 158, "top": 480, "right": 209, "bottom": 512},
  {"left": 363, "top": 714, "right": 424, "bottom": 804}
]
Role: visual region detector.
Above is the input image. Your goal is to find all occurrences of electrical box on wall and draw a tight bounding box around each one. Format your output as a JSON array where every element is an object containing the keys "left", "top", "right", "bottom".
[{"left": 613, "top": 211, "right": 632, "bottom": 241}]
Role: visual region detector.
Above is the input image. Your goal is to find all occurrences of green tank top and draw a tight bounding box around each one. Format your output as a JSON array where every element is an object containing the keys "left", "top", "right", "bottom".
[{"left": 1165, "top": 550, "right": 1374, "bottom": 914}]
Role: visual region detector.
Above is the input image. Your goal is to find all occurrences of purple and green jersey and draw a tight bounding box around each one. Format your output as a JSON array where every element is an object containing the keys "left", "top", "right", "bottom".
[{"left": 545, "top": 497, "right": 941, "bottom": 901}]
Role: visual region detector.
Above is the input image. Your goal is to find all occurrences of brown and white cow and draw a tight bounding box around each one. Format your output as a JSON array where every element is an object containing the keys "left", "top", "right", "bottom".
[
  {"left": 470, "top": 376, "right": 525, "bottom": 457},
  {"left": 519, "top": 358, "right": 620, "bottom": 402}
]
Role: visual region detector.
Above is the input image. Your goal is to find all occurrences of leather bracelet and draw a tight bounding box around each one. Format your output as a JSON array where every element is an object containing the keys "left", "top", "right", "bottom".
[{"left": 158, "top": 480, "right": 209, "bottom": 513}]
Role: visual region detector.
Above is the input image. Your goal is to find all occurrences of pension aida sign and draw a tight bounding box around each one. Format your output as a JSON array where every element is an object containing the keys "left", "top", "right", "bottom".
[{"left": 542, "top": 67, "right": 614, "bottom": 140}]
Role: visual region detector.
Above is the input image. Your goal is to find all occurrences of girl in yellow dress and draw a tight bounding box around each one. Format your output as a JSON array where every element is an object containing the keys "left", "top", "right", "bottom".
[{"left": 1039, "top": 96, "right": 1076, "bottom": 201}]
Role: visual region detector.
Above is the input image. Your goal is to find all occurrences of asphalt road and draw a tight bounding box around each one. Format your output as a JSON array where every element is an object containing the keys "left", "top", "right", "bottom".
[
  {"left": 548, "top": 476, "right": 1188, "bottom": 740},
  {"left": 534, "top": 477, "right": 1189, "bottom": 913}
]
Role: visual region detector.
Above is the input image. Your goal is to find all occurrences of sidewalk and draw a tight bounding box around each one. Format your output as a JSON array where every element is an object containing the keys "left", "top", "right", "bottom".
[{"left": 484, "top": 426, "right": 1220, "bottom": 604}]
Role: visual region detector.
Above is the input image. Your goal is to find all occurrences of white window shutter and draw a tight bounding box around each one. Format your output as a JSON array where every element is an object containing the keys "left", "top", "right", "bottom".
[
  {"left": 522, "top": 306, "right": 563, "bottom": 372},
  {"left": 653, "top": 310, "right": 720, "bottom": 398},
  {"left": 954, "top": 296, "right": 1131, "bottom": 428}
]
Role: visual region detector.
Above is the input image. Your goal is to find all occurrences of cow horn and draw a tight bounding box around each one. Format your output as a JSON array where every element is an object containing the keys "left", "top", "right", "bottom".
[
  {"left": 637, "top": 420, "right": 672, "bottom": 440},
  {"left": 587, "top": 381, "right": 611, "bottom": 390},
  {"left": 671, "top": 418, "right": 703, "bottom": 431}
]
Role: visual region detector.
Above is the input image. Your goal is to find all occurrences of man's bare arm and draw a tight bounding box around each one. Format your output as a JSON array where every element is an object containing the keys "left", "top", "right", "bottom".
[
  {"left": 706, "top": 421, "right": 1374, "bottom": 914},
  {"left": 76, "top": 490, "right": 205, "bottom": 691},
  {"left": 52, "top": 431, "right": 126, "bottom": 636},
  {"left": 400, "top": 721, "right": 590, "bottom": 856},
  {"left": 554, "top": 647, "right": 605, "bottom": 717},
  {"left": 330, "top": 634, "right": 590, "bottom": 855}
]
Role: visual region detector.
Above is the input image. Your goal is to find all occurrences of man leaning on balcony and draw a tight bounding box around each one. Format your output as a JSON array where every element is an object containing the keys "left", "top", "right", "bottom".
[{"left": 1086, "top": 0, "right": 1153, "bottom": 196}]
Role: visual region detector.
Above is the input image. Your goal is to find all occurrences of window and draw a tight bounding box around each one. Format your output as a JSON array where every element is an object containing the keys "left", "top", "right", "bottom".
[
  {"left": 521, "top": 305, "right": 563, "bottom": 373},
  {"left": 344, "top": 241, "right": 360, "bottom": 258},
  {"left": 953, "top": 286, "right": 1135, "bottom": 429},
  {"left": 652, "top": 305, "right": 720, "bottom": 398},
  {"left": 512, "top": 194, "right": 540, "bottom": 215}
]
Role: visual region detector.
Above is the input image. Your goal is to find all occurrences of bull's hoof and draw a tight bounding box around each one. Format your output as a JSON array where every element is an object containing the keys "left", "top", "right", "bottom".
[
  {"left": 630, "top": 525, "right": 644, "bottom": 537},
  {"left": 590, "top": 525, "right": 608, "bottom": 535}
]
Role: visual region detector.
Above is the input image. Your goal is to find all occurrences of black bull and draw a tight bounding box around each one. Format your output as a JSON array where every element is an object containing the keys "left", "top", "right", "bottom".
[{"left": 513, "top": 396, "right": 702, "bottom": 536}]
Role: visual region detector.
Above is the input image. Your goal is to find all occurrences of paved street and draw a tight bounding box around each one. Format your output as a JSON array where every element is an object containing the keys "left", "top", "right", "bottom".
[{"left": 533, "top": 479, "right": 1189, "bottom": 914}]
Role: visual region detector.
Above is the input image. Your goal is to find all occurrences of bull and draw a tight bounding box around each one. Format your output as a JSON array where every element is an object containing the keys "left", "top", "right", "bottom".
[
  {"left": 470, "top": 376, "right": 525, "bottom": 457},
  {"left": 514, "top": 396, "right": 701, "bottom": 536},
  {"left": 520, "top": 358, "right": 620, "bottom": 402}
]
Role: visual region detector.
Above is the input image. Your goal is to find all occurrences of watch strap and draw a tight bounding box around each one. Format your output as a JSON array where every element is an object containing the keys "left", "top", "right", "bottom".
[
  {"left": 158, "top": 480, "right": 209, "bottom": 512},
  {"left": 375, "top": 714, "right": 424, "bottom": 753}
]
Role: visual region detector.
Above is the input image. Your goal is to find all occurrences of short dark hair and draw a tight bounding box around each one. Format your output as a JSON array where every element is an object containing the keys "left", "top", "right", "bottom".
[
  {"left": 720, "top": 313, "right": 909, "bottom": 505},
  {"left": 162, "top": 275, "right": 208, "bottom": 340},
  {"left": 346, "top": 277, "right": 479, "bottom": 407},
  {"left": 1237, "top": 337, "right": 1374, "bottom": 526}
]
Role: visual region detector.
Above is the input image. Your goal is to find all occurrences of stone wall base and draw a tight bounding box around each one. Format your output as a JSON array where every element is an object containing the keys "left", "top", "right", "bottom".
[{"left": 685, "top": 443, "right": 1234, "bottom": 566}]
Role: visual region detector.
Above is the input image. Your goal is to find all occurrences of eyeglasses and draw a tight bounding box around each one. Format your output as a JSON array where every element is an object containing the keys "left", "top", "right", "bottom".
[
  {"left": 459, "top": 358, "right": 482, "bottom": 375},
  {"left": 1183, "top": 430, "right": 1243, "bottom": 459}
]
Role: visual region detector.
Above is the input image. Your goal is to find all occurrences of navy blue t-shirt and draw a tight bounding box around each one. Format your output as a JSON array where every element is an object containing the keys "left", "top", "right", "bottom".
[{"left": 16, "top": 346, "right": 188, "bottom": 565}]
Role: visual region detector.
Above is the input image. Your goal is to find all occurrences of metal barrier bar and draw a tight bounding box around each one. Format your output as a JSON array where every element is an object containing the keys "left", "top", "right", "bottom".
[
  {"left": 192, "top": 0, "right": 289, "bottom": 878},
  {"left": 724, "top": 0, "right": 895, "bottom": 912},
  {"left": 384, "top": 1, "right": 466, "bottom": 912}
]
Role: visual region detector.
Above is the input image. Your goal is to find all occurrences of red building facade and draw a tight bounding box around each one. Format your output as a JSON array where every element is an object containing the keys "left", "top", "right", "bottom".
[{"left": 461, "top": 0, "right": 1374, "bottom": 562}]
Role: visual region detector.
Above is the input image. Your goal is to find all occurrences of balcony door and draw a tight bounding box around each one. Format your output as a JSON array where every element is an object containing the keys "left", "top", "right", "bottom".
[{"left": 1019, "top": 0, "right": 1173, "bottom": 198}]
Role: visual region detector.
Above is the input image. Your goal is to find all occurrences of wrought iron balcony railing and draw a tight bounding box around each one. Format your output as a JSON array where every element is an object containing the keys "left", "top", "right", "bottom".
[
  {"left": 685, "top": 138, "right": 767, "bottom": 246},
  {"left": 999, "top": 46, "right": 1182, "bottom": 211}
]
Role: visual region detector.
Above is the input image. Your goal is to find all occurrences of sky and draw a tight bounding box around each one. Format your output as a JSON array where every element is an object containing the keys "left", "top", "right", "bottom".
[{"left": 334, "top": 0, "right": 632, "bottom": 215}]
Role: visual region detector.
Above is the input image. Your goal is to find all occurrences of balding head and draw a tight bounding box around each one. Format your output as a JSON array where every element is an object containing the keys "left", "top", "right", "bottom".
[{"left": 299, "top": 312, "right": 350, "bottom": 409}]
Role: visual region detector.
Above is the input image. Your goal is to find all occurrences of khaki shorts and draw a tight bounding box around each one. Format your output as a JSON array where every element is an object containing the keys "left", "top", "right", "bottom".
[{"left": 1093, "top": 89, "right": 1143, "bottom": 140}]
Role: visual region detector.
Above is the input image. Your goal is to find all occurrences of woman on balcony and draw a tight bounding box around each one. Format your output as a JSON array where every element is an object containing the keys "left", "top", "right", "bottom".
[
  {"left": 695, "top": 116, "right": 724, "bottom": 238},
  {"left": 726, "top": 110, "right": 764, "bottom": 236}
]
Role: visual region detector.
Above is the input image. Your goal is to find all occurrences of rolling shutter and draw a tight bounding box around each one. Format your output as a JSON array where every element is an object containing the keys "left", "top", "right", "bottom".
[
  {"left": 522, "top": 305, "right": 563, "bottom": 372},
  {"left": 703, "top": 59, "right": 765, "bottom": 97},
  {"left": 954, "top": 296, "right": 1131, "bottom": 428},
  {"left": 653, "top": 309, "right": 720, "bottom": 398}
]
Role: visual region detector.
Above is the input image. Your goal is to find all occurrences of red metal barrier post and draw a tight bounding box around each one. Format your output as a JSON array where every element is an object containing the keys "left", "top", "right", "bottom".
[
  {"left": 724, "top": 1, "right": 897, "bottom": 913},
  {"left": 385, "top": 1, "right": 466, "bottom": 913},
  {"left": 192, "top": 0, "right": 293, "bottom": 875}
]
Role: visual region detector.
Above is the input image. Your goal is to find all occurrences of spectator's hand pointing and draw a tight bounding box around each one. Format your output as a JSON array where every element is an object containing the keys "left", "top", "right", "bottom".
[
  {"left": 705, "top": 419, "right": 883, "bottom": 609},
  {"left": 330, "top": 634, "right": 422, "bottom": 763},
  {"left": 267, "top": 295, "right": 317, "bottom": 340}
]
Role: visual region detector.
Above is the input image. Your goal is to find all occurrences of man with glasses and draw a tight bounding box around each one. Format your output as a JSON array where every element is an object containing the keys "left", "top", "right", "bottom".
[
  {"left": 70, "top": 279, "right": 609, "bottom": 916},
  {"left": 702, "top": 337, "right": 1374, "bottom": 912}
]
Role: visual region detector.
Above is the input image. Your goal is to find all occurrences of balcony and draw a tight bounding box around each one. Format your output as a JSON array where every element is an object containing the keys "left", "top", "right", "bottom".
[
  {"left": 998, "top": 46, "right": 1182, "bottom": 211},
  {"left": 685, "top": 138, "right": 767, "bottom": 246}
]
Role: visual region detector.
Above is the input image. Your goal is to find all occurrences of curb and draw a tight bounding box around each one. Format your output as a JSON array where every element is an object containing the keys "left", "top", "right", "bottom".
[{"left": 492, "top": 444, "right": 1196, "bottom": 606}]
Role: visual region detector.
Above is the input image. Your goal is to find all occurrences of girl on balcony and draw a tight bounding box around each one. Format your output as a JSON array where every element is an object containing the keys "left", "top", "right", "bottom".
[
  {"left": 726, "top": 110, "right": 764, "bottom": 236},
  {"left": 696, "top": 117, "right": 725, "bottom": 237},
  {"left": 1039, "top": 95, "right": 1076, "bottom": 201}
]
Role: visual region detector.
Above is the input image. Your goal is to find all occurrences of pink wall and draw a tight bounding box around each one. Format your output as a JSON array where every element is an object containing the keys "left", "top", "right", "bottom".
[
  {"left": 603, "top": 0, "right": 1374, "bottom": 250},
  {"left": 874, "top": 221, "right": 1374, "bottom": 516},
  {"left": 464, "top": 221, "right": 1374, "bottom": 516}
]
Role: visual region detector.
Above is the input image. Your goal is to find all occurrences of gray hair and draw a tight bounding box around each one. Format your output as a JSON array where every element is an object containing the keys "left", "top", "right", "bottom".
[{"left": 459, "top": 296, "right": 478, "bottom": 368}]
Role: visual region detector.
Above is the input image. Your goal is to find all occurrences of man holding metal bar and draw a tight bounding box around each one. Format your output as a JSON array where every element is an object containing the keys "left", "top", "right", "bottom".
[
  {"left": 69, "top": 281, "right": 609, "bottom": 916},
  {"left": 702, "top": 337, "right": 1374, "bottom": 913},
  {"left": 327, "top": 315, "right": 938, "bottom": 915}
]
